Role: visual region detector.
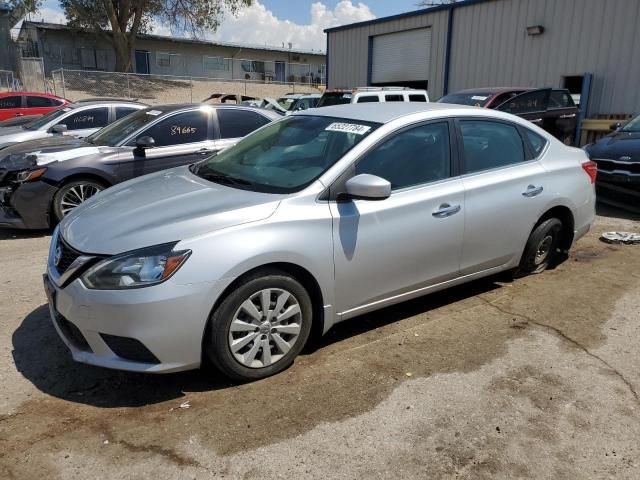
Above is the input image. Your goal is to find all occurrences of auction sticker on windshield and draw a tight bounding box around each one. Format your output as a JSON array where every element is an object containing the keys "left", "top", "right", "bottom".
[{"left": 326, "top": 123, "right": 371, "bottom": 135}]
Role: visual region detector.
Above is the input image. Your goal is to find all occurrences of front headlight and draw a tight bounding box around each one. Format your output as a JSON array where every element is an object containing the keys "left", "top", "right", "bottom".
[
  {"left": 15, "top": 167, "right": 47, "bottom": 182},
  {"left": 81, "top": 242, "right": 191, "bottom": 290}
]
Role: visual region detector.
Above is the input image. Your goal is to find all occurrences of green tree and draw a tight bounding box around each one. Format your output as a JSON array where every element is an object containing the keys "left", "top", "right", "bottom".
[{"left": 59, "top": 0, "right": 252, "bottom": 72}]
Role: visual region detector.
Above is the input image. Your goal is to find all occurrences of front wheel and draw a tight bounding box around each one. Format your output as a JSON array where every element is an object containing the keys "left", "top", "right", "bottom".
[
  {"left": 518, "top": 218, "right": 563, "bottom": 275},
  {"left": 53, "top": 179, "right": 106, "bottom": 222},
  {"left": 205, "top": 271, "right": 313, "bottom": 381}
]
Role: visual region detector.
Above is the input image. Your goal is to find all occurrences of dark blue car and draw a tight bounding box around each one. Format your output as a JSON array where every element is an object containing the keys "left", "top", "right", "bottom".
[{"left": 585, "top": 115, "right": 640, "bottom": 209}]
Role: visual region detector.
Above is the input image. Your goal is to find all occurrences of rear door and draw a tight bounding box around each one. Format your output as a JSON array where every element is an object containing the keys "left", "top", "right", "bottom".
[
  {"left": 213, "top": 108, "right": 272, "bottom": 151},
  {"left": 457, "top": 118, "right": 548, "bottom": 274},
  {"left": 0, "top": 95, "right": 24, "bottom": 121},
  {"left": 116, "top": 109, "right": 214, "bottom": 180},
  {"left": 545, "top": 90, "right": 578, "bottom": 143},
  {"left": 495, "top": 88, "right": 551, "bottom": 130}
]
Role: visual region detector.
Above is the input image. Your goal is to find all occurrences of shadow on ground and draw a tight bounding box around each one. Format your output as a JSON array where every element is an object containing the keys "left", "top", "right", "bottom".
[
  {"left": 0, "top": 228, "right": 50, "bottom": 241},
  {"left": 597, "top": 200, "right": 640, "bottom": 220},
  {"left": 13, "top": 277, "right": 503, "bottom": 409}
]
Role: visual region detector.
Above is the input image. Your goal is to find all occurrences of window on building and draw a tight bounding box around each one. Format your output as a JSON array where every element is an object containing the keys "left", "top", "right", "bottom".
[
  {"left": 217, "top": 109, "right": 271, "bottom": 139},
  {"left": 204, "top": 56, "right": 229, "bottom": 71},
  {"left": 157, "top": 52, "right": 171, "bottom": 68},
  {"left": 356, "top": 122, "right": 451, "bottom": 190},
  {"left": 460, "top": 120, "right": 526, "bottom": 173}
]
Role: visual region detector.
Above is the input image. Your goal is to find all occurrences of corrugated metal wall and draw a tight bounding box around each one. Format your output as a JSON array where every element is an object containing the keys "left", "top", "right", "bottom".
[
  {"left": 327, "top": 0, "right": 640, "bottom": 115},
  {"left": 327, "top": 9, "right": 449, "bottom": 96}
]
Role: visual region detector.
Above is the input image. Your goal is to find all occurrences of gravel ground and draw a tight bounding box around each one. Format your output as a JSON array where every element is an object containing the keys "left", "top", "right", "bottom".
[{"left": 1, "top": 205, "right": 639, "bottom": 479}]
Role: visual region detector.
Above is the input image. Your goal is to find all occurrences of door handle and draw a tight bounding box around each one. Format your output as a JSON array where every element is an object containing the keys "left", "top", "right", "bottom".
[
  {"left": 198, "top": 148, "right": 216, "bottom": 155},
  {"left": 522, "top": 185, "right": 544, "bottom": 197},
  {"left": 15, "top": 113, "right": 24, "bottom": 117},
  {"left": 530, "top": 118, "right": 543, "bottom": 123},
  {"left": 559, "top": 113, "right": 576, "bottom": 119},
  {"left": 432, "top": 203, "right": 461, "bottom": 218}
]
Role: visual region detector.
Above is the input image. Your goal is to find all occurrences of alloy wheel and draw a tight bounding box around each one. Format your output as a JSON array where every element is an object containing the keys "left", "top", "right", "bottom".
[
  {"left": 60, "top": 183, "right": 102, "bottom": 217},
  {"left": 228, "top": 288, "right": 303, "bottom": 369}
]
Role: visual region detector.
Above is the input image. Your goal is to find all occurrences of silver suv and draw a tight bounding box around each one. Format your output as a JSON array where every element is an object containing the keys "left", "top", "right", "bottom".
[{"left": 44, "top": 103, "right": 596, "bottom": 381}]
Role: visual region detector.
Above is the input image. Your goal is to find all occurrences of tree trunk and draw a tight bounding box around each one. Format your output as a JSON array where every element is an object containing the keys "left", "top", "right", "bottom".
[{"left": 112, "top": 32, "right": 134, "bottom": 72}]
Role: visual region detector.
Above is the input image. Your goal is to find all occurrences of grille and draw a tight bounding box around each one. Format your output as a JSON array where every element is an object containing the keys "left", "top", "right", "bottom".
[
  {"left": 55, "top": 236, "right": 82, "bottom": 275},
  {"left": 100, "top": 334, "right": 160, "bottom": 364},
  {"left": 56, "top": 316, "right": 92, "bottom": 352},
  {"left": 595, "top": 159, "right": 640, "bottom": 175}
]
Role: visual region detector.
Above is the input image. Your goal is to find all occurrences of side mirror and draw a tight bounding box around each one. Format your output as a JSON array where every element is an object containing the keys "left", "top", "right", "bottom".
[
  {"left": 134, "top": 136, "right": 155, "bottom": 156},
  {"left": 50, "top": 124, "right": 67, "bottom": 134},
  {"left": 344, "top": 174, "right": 391, "bottom": 201},
  {"left": 610, "top": 122, "right": 623, "bottom": 131}
]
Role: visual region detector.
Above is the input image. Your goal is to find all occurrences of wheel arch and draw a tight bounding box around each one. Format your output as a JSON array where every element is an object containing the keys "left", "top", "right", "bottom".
[
  {"left": 535, "top": 205, "right": 575, "bottom": 251},
  {"left": 203, "top": 261, "right": 326, "bottom": 355},
  {"left": 54, "top": 171, "right": 114, "bottom": 189}
]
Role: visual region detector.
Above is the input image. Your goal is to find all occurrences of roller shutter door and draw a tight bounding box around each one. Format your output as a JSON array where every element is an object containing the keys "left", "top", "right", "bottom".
[{"left": 371, "top": 28, "right": 431, "bottom": 84}]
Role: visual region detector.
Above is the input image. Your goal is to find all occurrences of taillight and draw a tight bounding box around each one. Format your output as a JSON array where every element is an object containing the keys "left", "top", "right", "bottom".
[{"left": 582, "top": 160, "right": 598, "bottom": 184}]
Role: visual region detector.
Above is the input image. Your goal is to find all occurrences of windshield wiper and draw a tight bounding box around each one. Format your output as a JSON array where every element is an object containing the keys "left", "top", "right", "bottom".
[{"left": 199, "top": 171, "right": 254, "bottom": 187}]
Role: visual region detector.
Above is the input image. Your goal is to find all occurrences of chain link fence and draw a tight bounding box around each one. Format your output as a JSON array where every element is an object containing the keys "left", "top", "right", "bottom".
[
  {"left": 0, "top": 70, "right": 16, "bottom": 92},
  {"left": 51, "top": 69, "right": 324, "bottom": 104}
]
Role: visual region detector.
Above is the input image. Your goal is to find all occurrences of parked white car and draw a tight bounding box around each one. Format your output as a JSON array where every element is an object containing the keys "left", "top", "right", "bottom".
[{"left": 318, "top": 87, "right": 429, "bottom": 107}]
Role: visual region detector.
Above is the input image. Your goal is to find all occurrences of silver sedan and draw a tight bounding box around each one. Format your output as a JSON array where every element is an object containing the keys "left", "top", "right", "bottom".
[{"left": 44, "top": 103, "right": 596, "bottom": 380}]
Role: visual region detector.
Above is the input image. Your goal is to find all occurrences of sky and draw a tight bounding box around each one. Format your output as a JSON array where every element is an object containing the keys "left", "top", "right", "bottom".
[{"left": 21, "top": 0, "right": 429, "bottom": 52}]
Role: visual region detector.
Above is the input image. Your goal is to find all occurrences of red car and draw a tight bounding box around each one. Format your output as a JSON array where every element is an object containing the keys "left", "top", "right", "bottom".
[{"left": 0, "top": 92, "right": 70, "bottom": 121}]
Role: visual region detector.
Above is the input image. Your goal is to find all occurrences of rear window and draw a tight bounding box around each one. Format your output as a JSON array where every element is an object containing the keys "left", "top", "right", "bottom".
[
  {"left": 409, "top": 94, "right": 428, "bottom": 102},
  {"left": 318, "top": 92, "right": 352, "bottom": 107},
  {"left": 438, "top": 93, "right": 492, "bottom": 107},
  {"left": 385, "top": 94, "right": 404, "bottom": 102},
  {"left": 524, "top": 129, "right": 548, "bottom": 157},
  {"left": 549, "top": 91, "right": 575, "bottom": 109},
  {"left": 0, "top": 95, "right": 21, "bottom": 109}
]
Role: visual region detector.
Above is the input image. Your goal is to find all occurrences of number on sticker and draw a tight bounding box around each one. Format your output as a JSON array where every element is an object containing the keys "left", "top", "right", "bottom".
[
  {"left": 325, "top": 122, "right": 371, "bottom": 135},
  {"left": 171, "top": 126, "right": 197, "bottom": 135}
]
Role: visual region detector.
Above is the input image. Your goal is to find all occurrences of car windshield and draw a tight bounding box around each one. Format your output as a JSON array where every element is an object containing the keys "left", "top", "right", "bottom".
[
  {"left": 87, "top": 108, "right": 161, "bottom": 146},
  {"left": 438, "top": 93, "right": 493, "bottom": 107},
  {"left": 192, "top": 115, "right": 380, "bottom": 193},
  {"left": 23, "top": 107, "right": 71, "bottom": 130},
  {"left": 622, "top": 115, "right": 640, "bottom": 133}
]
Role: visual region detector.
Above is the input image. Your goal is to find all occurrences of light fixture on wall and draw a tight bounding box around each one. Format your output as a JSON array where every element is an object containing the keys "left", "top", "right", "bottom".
[{"left": 526, "top": 25, "right": 545, "bottom": 36}]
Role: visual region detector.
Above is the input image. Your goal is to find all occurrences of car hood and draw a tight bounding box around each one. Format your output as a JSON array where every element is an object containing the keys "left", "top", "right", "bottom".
[
  {"left": 0, "top": 136, "right": 90, "bottom": 169},
  {"left": 0, "top": 128, "right": 46, "bottom": 147},
  {"left": 60, "top": 166, "right": 285, "bottom": 254},
  {"left": 587, "top": 131, "right": 640, "bottom": 162}
]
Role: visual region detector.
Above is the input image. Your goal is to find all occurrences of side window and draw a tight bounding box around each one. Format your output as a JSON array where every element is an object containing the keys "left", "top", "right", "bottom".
[
  {"left": 63, "top": 108, "right": 109, "bottom": 130},
  {"left": 496, "top": 90, "right": 549, "bottom": 114},
  {"left": 408, "top": 94, "right": 427, "bottom": 102},
  {"left": 460, "top": 120, "right": 526, "bottom": 173},
  {"left": 549, "top": 91, "right": 574, "bottom": 109},
  {"left": 355, "top": 122, "right": 451, "bottom": 190},
  {"left": 0, "top": 95, "right": 21, "bottom": 109},
  {"left": 217, "top": 109, "right": 270, "bottom": 139},
  {"left": 115, "top": 107, "right": 139, "bottom": 120},
  {"left": 524, "top": 129, "right": 548, "bottom": 157},
  {"left": 26, "top": 96, "right": 56, "bottom": 107},
  {"left": 384, "top": 94, "right": 404, "bottom": 102},
  {"left": 138, "top": 110, "right": 209, "bottom": 147},
  {"left": 357, "top": 95, "right": 379, "bottom": 103}
]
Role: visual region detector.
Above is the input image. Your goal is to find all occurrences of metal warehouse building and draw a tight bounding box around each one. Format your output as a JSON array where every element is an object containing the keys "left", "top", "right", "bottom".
[{"left": 325, "top": 0, "right": 640, "bottom": 116}]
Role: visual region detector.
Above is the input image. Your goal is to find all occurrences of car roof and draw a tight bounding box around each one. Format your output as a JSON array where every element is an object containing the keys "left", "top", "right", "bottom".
[
  {"left": 448, "top": 87, "right": 534, "bottom": 96},
  {"left": 0, "top": 91, "right": 65, "bottom": 98},
  {"left": 297, "top": 102, "right": 522, "bottom": 124},
  {"left": 135, "top": 103, "right": 282, "bottom": 118},
  {"left": 67, "top": 100, "right": 148, "bottom": 108}
]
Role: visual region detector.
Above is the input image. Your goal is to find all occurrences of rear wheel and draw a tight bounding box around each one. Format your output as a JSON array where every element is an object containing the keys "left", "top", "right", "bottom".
[
  {"left": 205, "top": 271, "right": 312, "bottom": 381},
  {"left": 53, "top": 178, "right": 106, "bottom": 222},
  {"left": 518, "top": 218, "right": 563, "bottom": 275}
]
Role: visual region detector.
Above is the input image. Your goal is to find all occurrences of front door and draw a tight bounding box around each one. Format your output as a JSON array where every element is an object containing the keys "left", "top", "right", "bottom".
[
  {"left": 135, "top": 50, "right": 150, "bottom": 75},
  {"left": 275, "top": 61, "right": 285, "bottom": 82},
  {"left": 456, "top": 119, "right": 548, "bottom": 274},
  {"left": 495, "top": 89, "right": 551, "bottom": 131},
  {"left": 330, "top": 121, "right": 465, "bottom": 317},
  {"left": 115, "top": 109, "right": 213, "bottom": 180}
]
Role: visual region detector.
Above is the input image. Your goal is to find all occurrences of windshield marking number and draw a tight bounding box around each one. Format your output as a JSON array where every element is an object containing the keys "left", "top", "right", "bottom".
[
  {"left": 171, "top": 126, "right": 197, "bottom": 135},
  {"left": 326, "top": 122, "right": 371, "bottom": 135}
]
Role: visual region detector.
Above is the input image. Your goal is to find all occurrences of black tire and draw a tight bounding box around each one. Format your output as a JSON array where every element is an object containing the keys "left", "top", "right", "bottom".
[
  {"left": 518, "top": 218, "right": 563, "bottom": 275},
  {"left": 205, "top": 270, "right": 313, "bottom": 381},
  {"left": 53, "top": 178, "right": 106, "bottom": 222}
]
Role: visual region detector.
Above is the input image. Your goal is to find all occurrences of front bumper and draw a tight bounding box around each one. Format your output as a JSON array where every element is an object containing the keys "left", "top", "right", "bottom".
[
  {"left": 0, "top": 181, "right": 57, "bottom": 229},
  {"left": 43, "top": 271, "right": 226, "bottom": 373}
]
